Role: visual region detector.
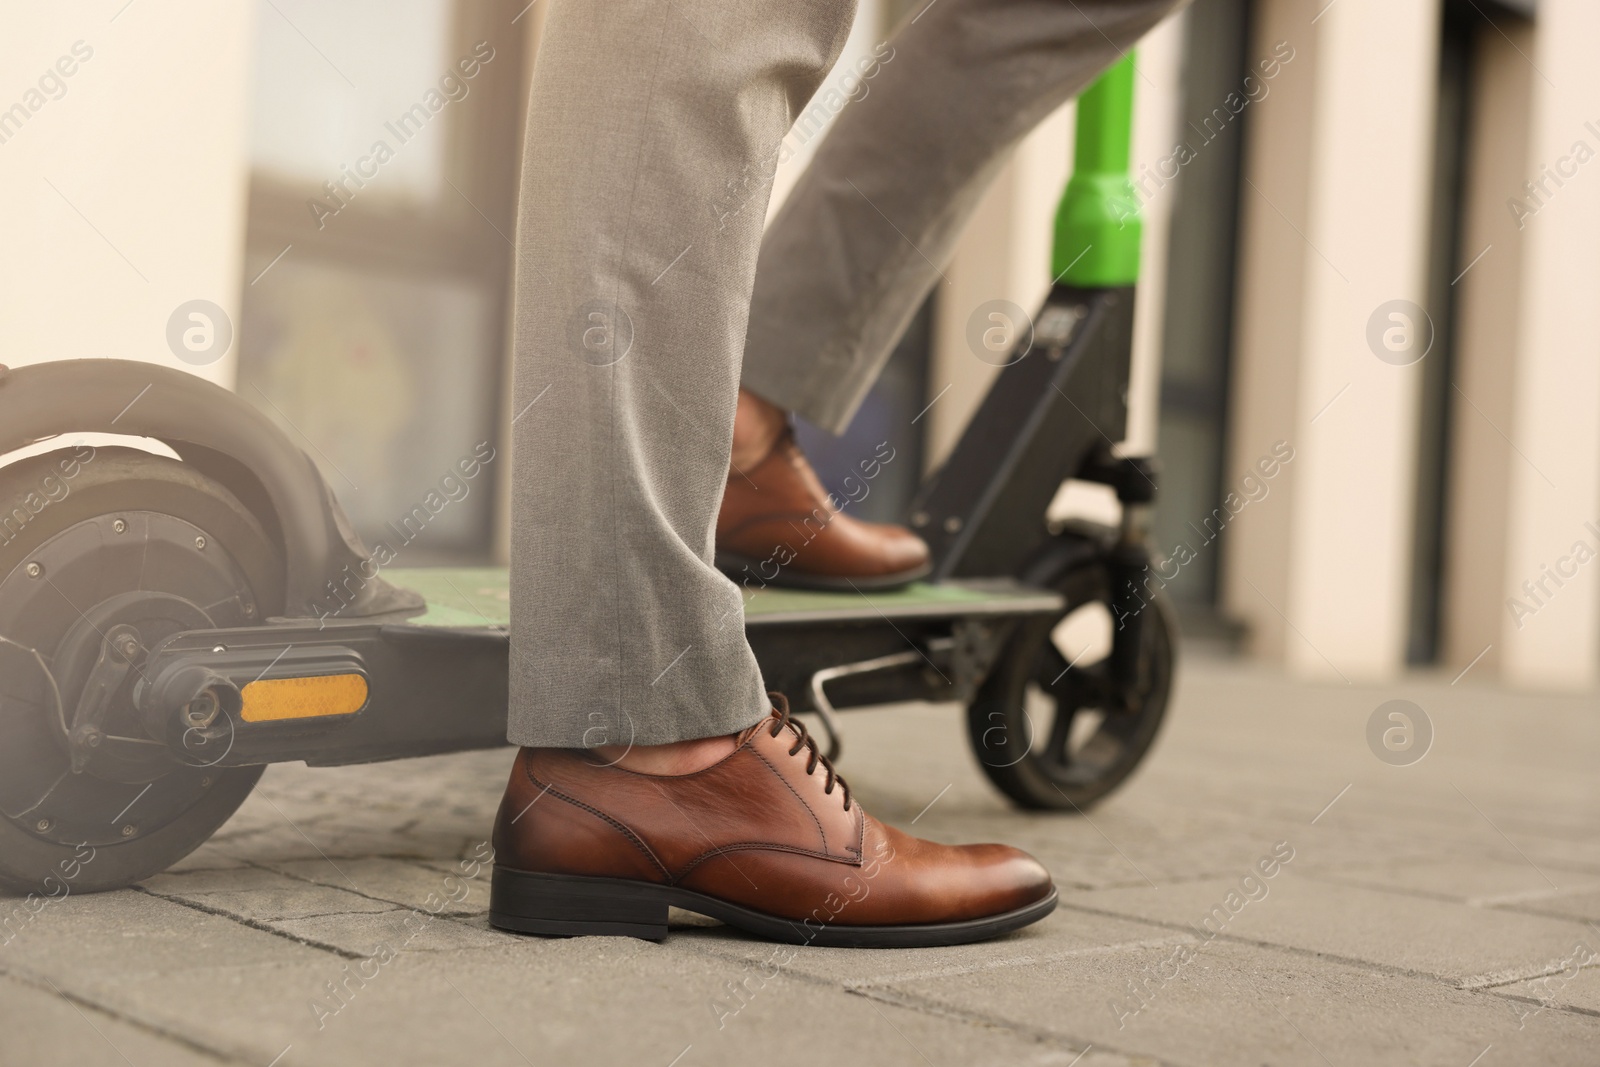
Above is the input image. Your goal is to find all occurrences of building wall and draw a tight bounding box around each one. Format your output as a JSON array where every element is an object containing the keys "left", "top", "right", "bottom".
[
  {"left": 1220, "top": 0, "right": 1317, "bottom": 662},
  {"left": 1223, "top": 0, "right": 1600, "bottom": 690},
  {"left": 1224, "top": 0, "right": 1441, "bottom": 680},
  {"left": 1496, "top": 0, "right": 1600, "bottom": 688},
  {"left": 0, "top": 0, "right": 255, "bottom": 389}
]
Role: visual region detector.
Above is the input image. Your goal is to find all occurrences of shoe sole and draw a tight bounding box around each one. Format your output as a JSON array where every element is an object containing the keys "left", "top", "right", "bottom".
[
  {"left": 490, "top": 866, "right": 1057, "bottom": 948},
  {"left": 714, "top": 551, "right": 933, "bottom": 593}
]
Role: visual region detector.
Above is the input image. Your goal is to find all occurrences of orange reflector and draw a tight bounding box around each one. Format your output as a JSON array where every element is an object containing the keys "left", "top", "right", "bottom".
[{"left": 240, "top": 674, "right": 369, "bottom": 722}]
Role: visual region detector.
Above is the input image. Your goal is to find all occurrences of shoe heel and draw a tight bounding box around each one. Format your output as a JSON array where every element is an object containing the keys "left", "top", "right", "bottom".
[{"left": 490, "top": 867, "right": 669, "bottom": 941}]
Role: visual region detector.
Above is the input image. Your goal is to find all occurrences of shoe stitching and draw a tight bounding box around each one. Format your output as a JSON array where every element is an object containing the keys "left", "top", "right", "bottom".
[
  {"left": 673, "top": 839, "right": 864, "bottom": 882},
  {"left": 520, "top": 760, "right": 672, "bottom": 882},
  {"left": 754, "top": 733, "right": 861, "bottom": 860},
  {"left": 514, "top": 715, "right": 861, "bottom": 883},
  {"left": 751, "top": 746, "right": 829, "bottom": 852}
]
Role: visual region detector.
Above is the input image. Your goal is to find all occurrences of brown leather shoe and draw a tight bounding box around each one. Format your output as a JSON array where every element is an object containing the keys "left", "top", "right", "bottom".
[
  {"left": 489, "top": 696, "right": 1055, "bottom": 947},
  {"left": 717, "top": 428, "right": 932, "bottom": 591}
]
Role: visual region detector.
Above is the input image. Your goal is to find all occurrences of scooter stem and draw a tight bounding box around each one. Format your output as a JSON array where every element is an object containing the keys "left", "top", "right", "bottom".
[{"left": 1053, "top": 53, "right": 1141, "bottom": 287}]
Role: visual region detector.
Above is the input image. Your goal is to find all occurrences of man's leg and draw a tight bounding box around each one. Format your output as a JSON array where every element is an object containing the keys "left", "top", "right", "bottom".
[
  {"left": 741, "top": 0, "right": 1188, "bottom": 433},
  {"left": 496, "top": 0, "right": 1058, "bottom": 949},
  {"left": 508, "top": 0, "right": 858, "bottom": 750}
]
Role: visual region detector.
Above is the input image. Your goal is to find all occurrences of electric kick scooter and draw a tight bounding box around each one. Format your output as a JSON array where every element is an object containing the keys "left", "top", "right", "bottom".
[{"left": 0, "top": 59, "right": 1174, "bottom": 893}]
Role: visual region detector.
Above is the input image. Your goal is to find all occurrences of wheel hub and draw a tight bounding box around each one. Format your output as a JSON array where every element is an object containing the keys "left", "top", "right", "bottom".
[
  {"left": 52, "top": 590, "right": 217, "bottom": 781},
  {"left": 0, "top": 510, "right": 255, "bottom": 849}
]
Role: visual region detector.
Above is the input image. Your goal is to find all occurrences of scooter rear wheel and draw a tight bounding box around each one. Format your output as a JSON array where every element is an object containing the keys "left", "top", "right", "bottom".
[
  {"left": 967, "top": 536, "right": 1176, "bottom": 811},
  {"left": 0, "top": 447, "right": 280, "bottom": 895}
]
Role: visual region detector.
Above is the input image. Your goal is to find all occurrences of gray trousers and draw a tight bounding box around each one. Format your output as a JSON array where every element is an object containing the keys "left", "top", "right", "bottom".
[{"left": 509, "top": 0, "right": 1185, "bottom": 748}]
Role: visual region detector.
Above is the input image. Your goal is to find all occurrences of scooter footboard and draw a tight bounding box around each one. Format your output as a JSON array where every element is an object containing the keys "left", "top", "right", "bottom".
[
  {"left": 133, "top": 576, "right": 1064, "bottom": 770},
  {"left": 139, "top": 621, "right": 510, "bottom": 767}
]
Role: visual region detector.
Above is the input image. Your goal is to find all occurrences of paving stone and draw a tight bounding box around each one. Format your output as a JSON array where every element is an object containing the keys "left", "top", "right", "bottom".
[
  {"left": 208, "top": 754, "right": 507, "bottom": 870},
  {"left": 1313, "top": 855, "right": 1600, "bottom": 905},
  {"left": 141, "top": 866, "right": 398, "bottom": 922},
  {"left": 262, "top": 856, "right": 493, "bottom": 917},
  {"left": 15, "top": 660, "right": 1600, "bottom": 1063},
  {"left": 1496, "top": 963, "right": 1600, "bottom": 1017},
  {"left": 1059, "top": 871, "right": 1596, "bottom": 985},
  {"left": 1500, "top": 889, "right": 1600, "bottom": 925},
  {"left": 0, "top": 889, "right": 314, "bottom": 977},
  {"left": 879, "top": 936, "right": 1600, "bottom": 1067},
  {"left": 676, "top": 901, "right": 1183, "bottom": 990},
  {"left": 1502, "top": 836, "right": 1600, "bottom": 879},
  {"left": 0, "top": 973, "right": 225, "bottom": 1067},
  {"left": 163, "top": 841, "right": 252, "bottom": 873},
  {"left": 271, "top": 911, "right": 507, "bottom": 955},
  {"left": 64, "top": 938, "right": 1144, "bottom": 1067}
]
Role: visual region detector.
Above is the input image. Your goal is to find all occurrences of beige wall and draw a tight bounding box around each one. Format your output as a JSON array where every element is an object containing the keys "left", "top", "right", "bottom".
[
  {"left": 0, "top": 1, "right": 255, "bottom": 389},
  {"left": 1497, "top": 0, "right": 1600, "bottom": 688},
  {"left": 1227, "top": 0, "right": 1600, "bottom": 691},
  {"left": 1222, "top": 0, "right": 1317, "bottom": 663},
  {"left": 1225, "top": 0, "right": 1440, "bottom": 679}
]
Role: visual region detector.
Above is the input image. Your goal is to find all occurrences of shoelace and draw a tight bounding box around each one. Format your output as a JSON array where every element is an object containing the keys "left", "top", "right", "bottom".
[{"left": 767, "top": 692, "right": 851, "bottom": 812}]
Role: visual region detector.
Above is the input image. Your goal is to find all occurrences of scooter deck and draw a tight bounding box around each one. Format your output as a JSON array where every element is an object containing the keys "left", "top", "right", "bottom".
[{"left": 385, "top": 568, "right": 1062, "bottom": 628}]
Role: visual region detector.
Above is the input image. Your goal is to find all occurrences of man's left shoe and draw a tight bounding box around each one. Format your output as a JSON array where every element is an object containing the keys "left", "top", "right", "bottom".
[
  {"left": 717, "top": 427, "right": 931, "bottom": 590},
  {"left": 489, "top": 695, "right": 1056, "bottom": 948}
]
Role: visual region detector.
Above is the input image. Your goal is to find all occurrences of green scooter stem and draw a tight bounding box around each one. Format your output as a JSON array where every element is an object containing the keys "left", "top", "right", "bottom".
[{"left": 1053, "top": 54, "right": 1141, "bottom": 287}]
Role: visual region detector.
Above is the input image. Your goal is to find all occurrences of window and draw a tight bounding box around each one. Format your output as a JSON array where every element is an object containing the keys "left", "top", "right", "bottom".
[{"left": 238, "top": 0, "right": 529, "bottom": 563}]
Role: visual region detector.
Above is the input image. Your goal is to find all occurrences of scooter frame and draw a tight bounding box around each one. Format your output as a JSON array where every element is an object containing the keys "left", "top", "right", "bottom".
[{"left": 0, "top": 274, "right": 1148, "bottom": 774}]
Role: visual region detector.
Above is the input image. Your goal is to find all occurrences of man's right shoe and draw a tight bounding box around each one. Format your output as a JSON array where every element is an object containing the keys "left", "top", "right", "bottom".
[
  {"left": 490, "top": 696, "right": 1056, "bottom": 948},
  {"left": 716, "top": 427, "right": 932, "bottom": 591}
]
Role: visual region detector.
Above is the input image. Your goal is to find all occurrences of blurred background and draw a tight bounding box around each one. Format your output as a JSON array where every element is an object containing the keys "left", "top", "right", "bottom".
[{"left": 3, "top": 0, "right": 1594, "bottom": 692}]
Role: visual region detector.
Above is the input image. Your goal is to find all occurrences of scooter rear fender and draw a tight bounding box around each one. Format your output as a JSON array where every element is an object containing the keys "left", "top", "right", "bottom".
[{"left": 0, "top": 359, "right": 421, "bottom": 620}]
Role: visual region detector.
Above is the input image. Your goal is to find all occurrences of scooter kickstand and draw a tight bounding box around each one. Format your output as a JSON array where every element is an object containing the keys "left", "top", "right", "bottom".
[{"left": 806, "top": 649, "right": 923, "bottom": 763}]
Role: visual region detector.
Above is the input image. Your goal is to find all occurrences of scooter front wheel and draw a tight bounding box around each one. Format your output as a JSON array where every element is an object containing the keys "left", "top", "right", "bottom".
[
  {"left": 967, "top": 539, "right": 1176, "bottom": 811},
  {"left": 0, "top": 447, "right": 279, "bottom": 895}
]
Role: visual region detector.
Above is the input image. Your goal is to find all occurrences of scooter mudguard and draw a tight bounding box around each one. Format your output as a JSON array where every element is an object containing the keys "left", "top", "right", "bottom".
[{"left": 0, "top": 359, "right": 421, "bottom": 621}]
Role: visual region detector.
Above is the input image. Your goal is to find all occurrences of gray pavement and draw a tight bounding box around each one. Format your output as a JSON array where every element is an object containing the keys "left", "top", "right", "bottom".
[{"left": 5, "top": 655, "right": 1600, "bottom": 1066}]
